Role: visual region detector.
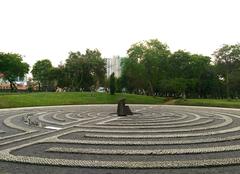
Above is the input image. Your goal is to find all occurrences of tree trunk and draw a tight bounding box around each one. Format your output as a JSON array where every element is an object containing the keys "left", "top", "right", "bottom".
[
  {"left": 96, "top": 79, "right": 100, "bottom": 90},
  {"left": 10, "top": 83, "right": 13, "bottom": 91},
  {"left": 38, "top": 82, "right": 41, "bottom": 91},
  {"left": 8, "top": 80, "right": 17, "bottom": 92},
  {"left": 183, "top": 91, "right": 186, "bottom": 100},
  {"left": 226, "top": 72, "right": 230, "bottom": 99},
  {"left": 148, "top": 81, "right": 154, "bottom": 96}
]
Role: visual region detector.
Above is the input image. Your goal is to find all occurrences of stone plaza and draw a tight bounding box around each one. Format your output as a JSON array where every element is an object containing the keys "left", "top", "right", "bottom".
[{"left": 1, "top": 105, "right": 240, "bottom": 173}]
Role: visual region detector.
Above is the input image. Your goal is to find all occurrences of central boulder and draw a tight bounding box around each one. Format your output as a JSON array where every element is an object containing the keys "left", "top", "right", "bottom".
[{"left": 117, "top": 98, "right": 133, "bottom": 116}]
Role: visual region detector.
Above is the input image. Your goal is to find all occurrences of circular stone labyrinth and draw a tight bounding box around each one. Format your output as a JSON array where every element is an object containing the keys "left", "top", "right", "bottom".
[{"left": 1, "top": 105, "right": 240, "bottom": 171}]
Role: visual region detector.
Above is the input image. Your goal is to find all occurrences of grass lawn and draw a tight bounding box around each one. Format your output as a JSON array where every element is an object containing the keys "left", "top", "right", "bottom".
[
  {"left": 0, "top": 92, "right": 165, "bottom": 109},
  {"left": 2, "top": 92, "right": 240, "bottom": 109},
  {"left": 175, "top": 98, "right": 240, "bottom": 108}
]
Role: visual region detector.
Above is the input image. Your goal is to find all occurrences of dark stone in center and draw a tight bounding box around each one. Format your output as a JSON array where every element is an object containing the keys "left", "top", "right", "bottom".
[{"left": 117, "top": 98, "right": 133, "bottom": 116}]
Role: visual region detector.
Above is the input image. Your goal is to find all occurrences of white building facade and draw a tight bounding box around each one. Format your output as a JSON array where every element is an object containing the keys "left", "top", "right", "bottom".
[{"left": 104, "top": 56, "right": 125, "bottom": 78}]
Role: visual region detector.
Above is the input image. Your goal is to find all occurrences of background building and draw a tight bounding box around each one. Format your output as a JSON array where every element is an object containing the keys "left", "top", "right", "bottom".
[
  {"left": 0, "top": 73, "right": 28, "bottom": 90},
  {"left": 104, "top": 56, "right": 125, "bottom": 78}
]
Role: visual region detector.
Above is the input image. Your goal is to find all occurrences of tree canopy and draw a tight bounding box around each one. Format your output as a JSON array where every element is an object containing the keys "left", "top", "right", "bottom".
[
  {"left": 2, "top": 40, "right": 240, "bottom": 99},
  {"left": 0, "top": 52, "right": 29, "bottom": 90},
  {"left": 109, "top": 72, "right": 116, "bottom": 95},
  {"left": 120, "top": 40, "right": 240, "bottom": 99},
  {"left": 213, "top": 44, "right": 240, "bottom": 98},
  {"left": 124, "top": 39, "right": 171, "bottom": 95},
  {"left": 65, "top": 49, "right": 106, "bottom": 91},
  {"left": 31, "top": 59, "right": 53, "bottom": 91}
]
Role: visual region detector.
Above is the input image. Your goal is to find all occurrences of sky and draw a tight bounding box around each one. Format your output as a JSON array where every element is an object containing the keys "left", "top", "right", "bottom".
[{"left": 0, "top": 0, "right": 240, "bottom": 67}]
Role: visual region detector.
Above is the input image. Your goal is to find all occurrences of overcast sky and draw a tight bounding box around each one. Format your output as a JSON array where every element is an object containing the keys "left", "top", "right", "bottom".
[{"left": 0, "top": 0, "right": 240, "bottom": 66}]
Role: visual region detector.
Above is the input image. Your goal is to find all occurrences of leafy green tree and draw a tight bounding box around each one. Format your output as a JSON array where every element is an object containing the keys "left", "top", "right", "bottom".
[
  {"left": 121, "top": 58, "right": 146, "bottom": 93},
  {"left": 48, "top": 64, "right": 69, "bottom": 89},
  {"left": 31, "top": 59, "right": 53, "bottom": 91},
  {"left": 120, "top": 40, "right": 240, "bottom": 99},
  {"left": 109, "top": 73, "right": 116, "bottom": 95},
  {"left": 213, "top": 44, "right": 240, "bottom": 98},
  {"left": 115, "top": 77, "right": 124, "bottom": 93},
  {"left": 65, "top": 51, "right": 83, "bottom": 90},
  {"left": 167, "top": 50, "right": 212, "bottom": 98},
  {"left": 0, "top": 52, "right": 29, "bottom": 91},
  {"left": 126, "top": 39, "right": 171, "bottom": 95},
  {"left": 229, "top": 68, "right": 240, "bottom": 98},
  {"left": 168, "top": 51, "right": 191, "bottom": 78},
  {"left": 197, "top": 65, "right": 221, "bottom": 98},
  {"left": 85, "top": 49, "right": 106, "bottom": 89},
  {"left": 65, "top": 49, "right": 106, "bottom": 91}
]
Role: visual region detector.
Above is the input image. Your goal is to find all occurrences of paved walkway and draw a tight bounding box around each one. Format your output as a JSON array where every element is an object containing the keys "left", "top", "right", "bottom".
[{"left": 1, "top": 105, "right": 240, "bottom": 173}]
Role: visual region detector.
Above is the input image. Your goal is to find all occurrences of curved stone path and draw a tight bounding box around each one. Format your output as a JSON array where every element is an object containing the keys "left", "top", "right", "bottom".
[{"left": 1, "top": 105, "right": 240, "bottom": 173}]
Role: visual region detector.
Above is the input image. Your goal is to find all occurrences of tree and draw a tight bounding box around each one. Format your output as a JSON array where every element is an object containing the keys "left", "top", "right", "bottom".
[
  {"left": 65, "top": 49, "right": 106, "bottom": 91},
  {"left": 126, "top": 39, "right": 171, "bottom": 95},
  {"left": 121, "top": 57, "right": 146, "bottom": 93},
  {"left": 49, "top": 64, "right": 69, "bottom": 88},
  {"left": 31, "top": 59, "right": 53, "bottom": 91},
  {"left": 168, "top": 50, "right": 192, "bottom": 79},
  {"left": 213, "top": 44, "right": 240, "bottom": 98},
  {"left": 167, "top": 51, "right": 212, "bottom": 98},
  {"left": 65, "top": 51, "right": 83, "bottom": 90},
  {"left": 0, "top": 52, "right": 29, "bottom": 91},
  {"left": 109, "top": 73, "right": 116, "bottom": 95},
  {"left": 229, "top": 69, "right": 240, "bottom": 98},
  {"left": 85, "top": 49, "right": 106, "bottom": 89}
]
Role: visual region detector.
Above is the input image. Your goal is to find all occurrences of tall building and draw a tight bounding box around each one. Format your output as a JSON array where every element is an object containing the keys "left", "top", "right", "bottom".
[
  {"left": 104, "top": 56, "right": 125, "bottom": 78},
  {"left": 104, "top": 58, "right": 112, "bottom": 78}
]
